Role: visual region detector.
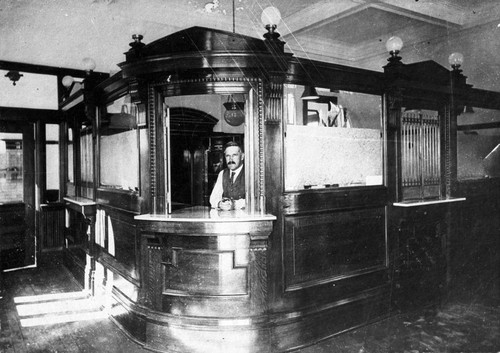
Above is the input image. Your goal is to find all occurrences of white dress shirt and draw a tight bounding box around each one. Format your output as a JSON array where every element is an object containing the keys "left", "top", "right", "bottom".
[{"left": 209, "top": 164, "right": 244, "bottom": 208}]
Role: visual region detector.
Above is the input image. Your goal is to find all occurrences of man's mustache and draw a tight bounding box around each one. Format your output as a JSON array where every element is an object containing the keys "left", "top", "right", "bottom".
[{"left": 228, "top": 161, "right": 236, "bottom": 165}]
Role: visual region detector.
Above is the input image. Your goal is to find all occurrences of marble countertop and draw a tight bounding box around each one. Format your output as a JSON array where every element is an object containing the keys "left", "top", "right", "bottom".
[
  {"left": 63, "top": 196, "right": 97, "bottom": 206},
  {"left": 135, "top": 206, "right": 276, "bottom": 223}
]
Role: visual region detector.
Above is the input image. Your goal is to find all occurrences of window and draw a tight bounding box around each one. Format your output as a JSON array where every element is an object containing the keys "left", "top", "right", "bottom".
[
  {"left": 401, "top": 109, "right": 441, "bottom": 200},
  {"left": 67, "top": 127, "right": 74, "bottom": 184},
  {"left": 0, "top": 70, "right": 58, "bottom": 110},
  {"left": 79, "top": 122, "right": 93, "bottom": 198},
  {"left": 0, "top": 133, "right": 23, "bottom": 203},
  {"left": 45, "top": 124, "right": 60, "bottom": 202},
  {"left": 163, "top": 93, "right": 246, "bottom": 212},
  {"left": 457, "top": 107, "right": 500, "bottom": 180},
  {"left": 284, "top": 85, "right": 383, "bottom": 190},
  {"left": 99, "top": 94, "right": 139, "bottom": 192}
]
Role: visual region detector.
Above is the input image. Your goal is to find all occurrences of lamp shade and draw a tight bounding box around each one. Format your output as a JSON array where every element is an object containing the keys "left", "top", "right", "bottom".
[
  {"left": 448, "top": 52, "right": 464, "bottom": 67},
  {"left": 261, "top": 6, "right": 281, "bottom": 26},
  {"left": 223, "top": 101, "right": 245, "bottom": 126},
  {"left": 385, "top": 36, "right": 403, "bottom": 53},
  {"left": 223, "top": 94, "right": 245, "bottom": 126},
  {"left": 301, "top": 86, "right": 319, "bottom": 100},
  {"left": 62, "top": 75, "right": 74, "bottom": 88},
  {"left": 82, "top": 57, "right": 96, "bottom": 72}
]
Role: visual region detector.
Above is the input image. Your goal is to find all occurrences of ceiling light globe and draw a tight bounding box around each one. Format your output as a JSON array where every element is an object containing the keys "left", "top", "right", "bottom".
[
  {"left": 385, "top": 36, "right": 403, "bottom": 53},
  {"left": 82, "top": 57, "right": 96, "bottom": 72},
  {"left": 129, "top": 23, "right": 145, "bottom": 37},
  {"left": 62, "top": 75, "right": 74, "bottom": 88},
  {"left": 448, "top": 52, "right": 464, "bottom": 67},
  {"left": 261, "top": 6, "right": 281, "bottom": 27}
]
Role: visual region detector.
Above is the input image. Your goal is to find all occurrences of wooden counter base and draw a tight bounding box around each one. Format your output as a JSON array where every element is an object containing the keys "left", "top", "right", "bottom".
[{"left": 107, "top": 207, "right": 276, "bottom": 353}]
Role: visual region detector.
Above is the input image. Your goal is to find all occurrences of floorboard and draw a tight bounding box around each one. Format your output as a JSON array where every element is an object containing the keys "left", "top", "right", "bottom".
[{"left": 0, "top": 252, "right": 498, "bottom": 353}]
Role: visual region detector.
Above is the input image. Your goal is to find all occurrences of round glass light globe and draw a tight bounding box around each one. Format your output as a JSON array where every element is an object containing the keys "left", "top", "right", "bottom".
[
  {"left": 62, "top": 75, "right": 74, "bottom": 88},
  {"left": 129, "top": 22, "right": 145, "bottom": 37},
  {"left": 385, "top": 36, "right": 403, "bottom": 53},
  {"left": 82, "top": 57, "right": 96, "bottom": 72},
  {"left": 448, "top": 52, "right": 464, "bottom": 67},
  {"left": 261, "top": 6, "right": 281, "bottom": 26}
]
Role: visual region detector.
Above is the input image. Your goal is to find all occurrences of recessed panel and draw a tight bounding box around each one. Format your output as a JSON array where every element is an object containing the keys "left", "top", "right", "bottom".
[{"left": 284, "top": 207, "right": 386, "bottom": 290}]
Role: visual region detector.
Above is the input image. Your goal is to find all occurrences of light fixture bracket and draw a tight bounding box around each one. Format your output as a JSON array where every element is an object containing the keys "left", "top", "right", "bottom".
[
  {"left": 5, "top": 71, "right": 23, "bottom": 86},
  {"left": 387, "top": 51, "right": 402, "bottom": 66}
]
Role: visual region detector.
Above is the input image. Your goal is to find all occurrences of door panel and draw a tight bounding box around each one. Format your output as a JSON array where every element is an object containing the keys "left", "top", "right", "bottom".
[{"left": 0, "top": 123, "right": 36, "bottom": 271}]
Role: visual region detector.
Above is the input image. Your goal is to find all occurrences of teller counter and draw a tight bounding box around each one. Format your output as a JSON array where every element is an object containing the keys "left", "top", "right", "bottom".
[{"left": 110, "top": 206, "right": 276, "bottom": 353}]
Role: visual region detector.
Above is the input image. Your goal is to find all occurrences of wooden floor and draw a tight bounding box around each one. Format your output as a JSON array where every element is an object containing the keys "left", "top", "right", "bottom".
[{"left": 0, "top": 253, "right": 499, "bottom": 353}]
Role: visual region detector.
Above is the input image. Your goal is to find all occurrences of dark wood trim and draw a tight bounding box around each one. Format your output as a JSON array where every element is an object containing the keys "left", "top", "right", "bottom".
[
  {"left": 458, "top": 121, "right": 500, "bottom": 130},
  {"left": 0, "top": 107, "right": 63, "bottom": 123},
  {"left": 98, "top": 250, "right": 140, "bottom": 287},
  {"left": 282, "top": 186, "right": 387, "bottom": 215},
  {"left": 465, "top": 88, "right": 500, "bottom": 110},
  {"left": 96, "top": 188, "right": 142, "bottom": 214},
  {"left": 0, "top": 60, "right": 104, "bottom": 78},
  {"left": 287, "top": 58, "right": 384, "bottom": 95}
]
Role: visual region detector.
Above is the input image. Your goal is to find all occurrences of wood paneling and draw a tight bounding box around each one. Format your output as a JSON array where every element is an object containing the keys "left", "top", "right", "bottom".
[
  {"left": 451, "top": 180, "right": 500, "bottom": 298},
  {"left": 283, "top": 207, "right": 386, "bottom": 291},
  {"left": 141, "top": 231, "right": 268, "bottom": 318},
  {"left": 0, "top": 203, "right": 26, "bottom": 269},
  {"left": 270, "top": 290, "right": 390, "bottom": 352},
  {"left": 283, "top": 187, "right": 387, "bottom": 214},
  {"left": 390, "top": 204, "right": 448, "bottom": 310},
  {"left": 164, "top": 249, "right": 248, "bottom": 296},
  {"left": 39, "top": 203, "right": 65, "bottom": 250}
]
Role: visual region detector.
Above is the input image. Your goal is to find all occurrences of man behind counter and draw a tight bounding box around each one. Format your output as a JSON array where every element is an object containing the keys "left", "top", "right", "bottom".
[{"left": 209, "top": 141, "right": 246, "bottom": 210}]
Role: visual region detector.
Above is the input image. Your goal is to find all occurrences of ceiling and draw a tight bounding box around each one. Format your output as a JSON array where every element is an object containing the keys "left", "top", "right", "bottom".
[{"left": 1, "top": 0, "right": 500, "bottom": 88}]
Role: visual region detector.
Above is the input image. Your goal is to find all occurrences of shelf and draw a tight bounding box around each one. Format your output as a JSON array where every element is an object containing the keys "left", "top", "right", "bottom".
[{"left": 393, "top": 197, "right": 466, "bottom": 207}]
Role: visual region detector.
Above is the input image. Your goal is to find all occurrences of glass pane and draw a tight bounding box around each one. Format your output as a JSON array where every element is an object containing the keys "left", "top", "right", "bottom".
[
  {"left": 0, "top": 133, "right": 23, "bottom": 203},
  {"left": 164, "top": 93, "right": 246, "bottom": 211},
  {"left": 458, "top": 107, "right": 500, "bottom": 180},
  {"left": 285, "top": 85, "right": 383, "bottom": 190},
  {"left": 80, "top": 128, "right": 93, "bottom": 184},
  {"left": 67, "top": 128, "right": 74, "bottom": 183},
  {"left": 100, "top": 94, "right": 139, "bottom": 191},
  {"left": 100, "top": 130, "right": 139, "bottom": 191},
  {"left": 0, "top": 70, "right": 58, "bottom": 110},
  {"left": 46, "top": 124, "right": 60, "bottom": 197}
]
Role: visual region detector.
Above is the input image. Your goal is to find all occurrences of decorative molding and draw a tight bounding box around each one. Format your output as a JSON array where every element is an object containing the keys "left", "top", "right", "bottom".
[
  {"left": 443, "top": 104, "right": 452, "bottom": 197},
  {"left": 162, "top": 248, "right": 249, "bottom": 296},
  {"left": 257, "top": 79, "right": 265, "bottom": 208},
  {"left": 150, "top": 76, "right": 261, "bottom": 87},
  {"left": 129, "top": 78, "right": 146, "bottom": 105},
  {"left": 264, "top": 80, "right": 283, "bottom": 124},
  {"left": 386, "top": 89, "right": 403, "bottom": 129},
  {"left": 148, "top": 84, "right": 157, "bottom": 210},
  {"left": 145, "top": 243, "right": 163, "bottom": 310},
  {"left": 249, "top": 244, "right": 268, "bottom": 312}
]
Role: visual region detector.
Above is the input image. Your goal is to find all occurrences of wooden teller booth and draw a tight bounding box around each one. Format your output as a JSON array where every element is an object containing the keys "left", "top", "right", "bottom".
[{"left": 59, "top": 23, "right": 500, "bottom": 353}]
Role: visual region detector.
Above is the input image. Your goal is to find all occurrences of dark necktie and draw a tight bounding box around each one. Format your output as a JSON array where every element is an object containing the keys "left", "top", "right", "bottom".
[{"left": 230, "top": 171, "right": 235, "bottom": 184}]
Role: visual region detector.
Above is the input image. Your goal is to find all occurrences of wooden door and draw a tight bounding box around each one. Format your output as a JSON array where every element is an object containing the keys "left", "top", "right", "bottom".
[{"left": 0, "top": 122, "right": 36, "bottom": 271}]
